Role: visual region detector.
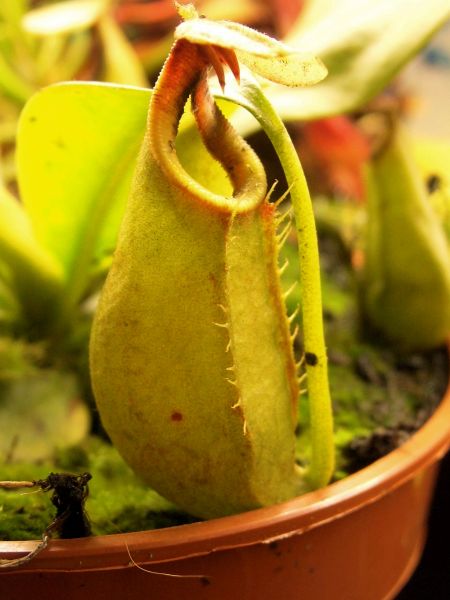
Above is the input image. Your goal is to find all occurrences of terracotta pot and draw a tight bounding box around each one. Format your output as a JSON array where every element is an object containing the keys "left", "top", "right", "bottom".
[{"left": 1, "top": 384, "right": 450, "bottom": 600}]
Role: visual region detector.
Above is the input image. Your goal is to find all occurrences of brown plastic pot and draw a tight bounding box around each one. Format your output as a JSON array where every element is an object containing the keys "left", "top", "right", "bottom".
[{"left": 1, "top": 384, "right": 450, "bottom": 600}]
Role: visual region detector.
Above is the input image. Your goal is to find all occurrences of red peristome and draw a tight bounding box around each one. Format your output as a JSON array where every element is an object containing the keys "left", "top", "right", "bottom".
[
  {"left": 201, "top": 46, "right": 227, "bottom": 90},
  {"left": 214, "top": 46, "right": 240, "bottom": 84},
  {"left": 200, "top": 45, "right": 240, "bottom": 91}
]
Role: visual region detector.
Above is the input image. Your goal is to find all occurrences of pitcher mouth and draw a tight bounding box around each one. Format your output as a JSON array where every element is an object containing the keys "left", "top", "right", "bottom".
[{"left": 148, "top": 38, "right": 267, "bottom": 215}]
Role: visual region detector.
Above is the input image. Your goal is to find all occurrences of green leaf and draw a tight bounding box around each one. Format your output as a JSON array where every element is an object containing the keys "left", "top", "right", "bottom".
[
  {"left": 97, "top": 14, "right": 148, "bottom": 87},
  {"left": 16, "top": 81, "right": 231, "bottom": 321},
  {"left": 0, "top": 51, "right": 35, "bottom": 105},
  {"left": 0, "top": 183, "right": 64, "bottom": 331},
  {"left": 17, "top": 82, "right": 151, "bottom": 314},
  {"left": 22, "top": 0, "right": 106, "bottom": 36},
  {"left": 247, "top": 0, "right": 450, "bottom": 122},
  {"left": 0, "top": 366, "right": 90, "bottom": 462}
]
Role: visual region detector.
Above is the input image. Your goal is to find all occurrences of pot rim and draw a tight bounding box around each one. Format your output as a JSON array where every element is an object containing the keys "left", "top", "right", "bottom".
[{"left": 1, "top": 382, "right": 450, "bottom": 572}]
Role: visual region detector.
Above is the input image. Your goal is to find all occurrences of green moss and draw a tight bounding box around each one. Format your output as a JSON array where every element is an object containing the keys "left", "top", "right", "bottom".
[
  {"left": 0, "top": 438, "right": 198, "bottom": 541},
  {"left": 0, "top": 463, "right": 56, "bottom": 540}
]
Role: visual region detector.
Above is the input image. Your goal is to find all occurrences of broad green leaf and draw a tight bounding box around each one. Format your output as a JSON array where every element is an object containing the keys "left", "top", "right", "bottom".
[
  {"left": 0, "top": 184, "right": 61, "bottom": 280},
  {"left": 241, "top": 0, "right": 450, "bottom": 124},
  {"left": 17, "top": 82, "right": 151, "bottom": 312},
  {"left": 22, "top": 0, "right": 107, "bottom": 36},
  {"left": 0, "top": 183, "right": 64, "bottom": 330},
  {"left": 16, "top": 82, "right": 225, "bottom": 318}
]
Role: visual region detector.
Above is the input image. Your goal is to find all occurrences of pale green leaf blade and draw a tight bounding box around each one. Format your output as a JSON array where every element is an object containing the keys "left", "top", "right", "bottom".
[
  {"left": 0, "top": 52, "right": 35, "bottom": 104},
  {"left": 0, "top": 361, "right": 90, "bottom": 462},
  {"left": 175, "top": 18, "right": 327, "bottom": 86},
  {"left": 0, "top": 183, "right": 64, "bottom": 329},
  {"left": 22, "top": 0, "right": 106, "bottom": 36},
  {"left": 17, "top": 82, "right": 151, "bottom": 307},
  {"left": 98, "top": 14, "right": 148, "bottom": 87},
  {"left": 245, "top": 0, "right": 450, "bottom": 123},
  {"left": 16, "top": 81, "right": 224, "bottom": 317}
]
